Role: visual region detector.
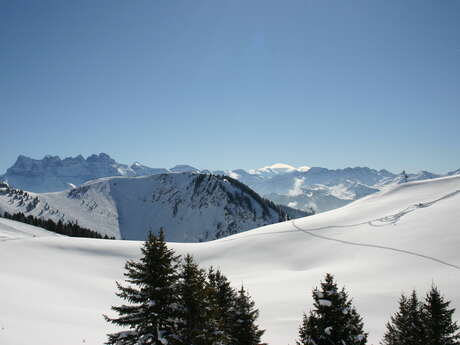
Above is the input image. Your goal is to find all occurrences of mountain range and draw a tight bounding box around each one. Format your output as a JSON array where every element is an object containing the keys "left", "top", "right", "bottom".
[
  {"left": 2, "top": 153, "right": 458, "bottom": 213},
  {"left": 0, "top": 172, "right": 310, "bottom": 241}
]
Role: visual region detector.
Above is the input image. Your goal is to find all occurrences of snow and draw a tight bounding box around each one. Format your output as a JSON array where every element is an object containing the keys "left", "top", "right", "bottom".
[
  {"left": 355, "top": 334, "right": 365, "bottom": 341},
  {"left": 298, "top": 166, "right": 311, "bottom": 172},
  {"left": 0, "top": 217, "right": 61, "bottom": 241},
  {"left": 314, "top": 291, "right": 325, "bottom": 299},
  {"left": 288, "top": 178, "right": 305, "bottom": 197},
  {"left": 3, "top": 153, "right": 457, "bottom": 217},
  {"left": 1, "top": 175, "right": 460, "bottom": 345},
  {"left": 249, "top": 163, "right": 311, "bottom": 176},
  {"left": 318, "top": 299, "right": 333, "bottom": 307},
  {"left": 259, "top": 163, "right": 297, "bottom": 171},
  {"left": 0, "top": 173, "right": 286, "bottom": 242}
]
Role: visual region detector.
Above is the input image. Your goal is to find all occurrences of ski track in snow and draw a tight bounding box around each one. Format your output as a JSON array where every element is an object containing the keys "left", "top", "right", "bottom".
[
  {"left": 221, "top": 189, "right": 460, "bottom": 271},
  {"left": 368, "top": 189, "right": 460, "bottom": 227},
  {"left": 221, "top": 189, "right": 460, "bottom": 243},
  {"left": 292, "top": 189, "right": 460, "bottom": 271},
  {"left": 292, "top": 220, "right": 460, "bottom": 271}
]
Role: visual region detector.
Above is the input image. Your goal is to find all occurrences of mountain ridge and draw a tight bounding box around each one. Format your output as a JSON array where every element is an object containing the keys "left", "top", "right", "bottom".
[
  {"left": 0, "top": 172, "right": 310, "bottom": 242},
  {"left": 2, "top": 153, "right": 458, "bottom": 213}
]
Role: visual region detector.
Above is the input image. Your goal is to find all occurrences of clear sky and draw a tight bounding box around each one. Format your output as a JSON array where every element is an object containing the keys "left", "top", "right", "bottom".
[{"left": 1, "top": 0, "right": 459, "bottom": 174}]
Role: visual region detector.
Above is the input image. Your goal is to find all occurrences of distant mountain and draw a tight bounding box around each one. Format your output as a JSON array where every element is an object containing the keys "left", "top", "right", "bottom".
[
  {"left": 265, "top": 181, "right": 380, "bottom": 213},
  {"left": 225, "top": 167, "right": 452, "bottom": 213},
  {"left": 130, "top": 162, "right": 168, "bottom": 176},
  {"left": 0, "top": 154, "right": 205, "bottom": 193},
  {"left": 169, "top": 164, "right": 200, "bottom": 173},
  {"left": 1, "top": 153, "right": 456, "bottom": 214},
  {"left": 447, "top": 168, "right": 460, "bottom": 176},
  {"left": 225, "top": 167, "right": 393, "bottom": 212},
  {"left": 0, "top": 173, "right": 310, "bottom": 242},
  {"left": 0, "top": 153, "right": 137, "bottom": 193}
]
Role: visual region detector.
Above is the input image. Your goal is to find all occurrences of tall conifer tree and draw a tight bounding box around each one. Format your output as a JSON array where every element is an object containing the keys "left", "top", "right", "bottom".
[
  {"left": 230, "top": 286, "right": 265, "bottom": 345},
  {"left": 422, "top": 285, "right": 460, "bottom": 345},
  {"left": 207, "top": 267, "right": 237, "bottom": 343},
  {"left": 104, "top": 230, "right": 180, "bottom": 345},
  {"left": 172, "top": 255, "right": 225, "bottom": 345},
  {"left": 381, "top": 290, "right": 425, "bottom": 345}
]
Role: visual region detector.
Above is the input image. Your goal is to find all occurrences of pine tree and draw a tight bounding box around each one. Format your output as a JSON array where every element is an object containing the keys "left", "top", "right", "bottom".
[
  {"left": 207, "top": 267, "right": 237, "bottom": 343},
  {"left": 231, "top": 285, "right": 265, "bottom": 345},
  {"left": 172, "top": 254, "right": 225, "bottom": 345},
  {"left": 297, "top": 273, "right": 367, "bottom": 345},
  {"left": 104, "top": 230, "right": 180, "bottom": 345},
  {"left": 381, "top": 290, "right": 425, "bottom": 345},
  {"left": 422, "top": 285, "right": 460, "bottom": 345}
]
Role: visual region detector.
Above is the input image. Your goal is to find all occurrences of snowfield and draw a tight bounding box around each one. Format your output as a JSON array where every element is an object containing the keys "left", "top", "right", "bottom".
[{"left": 1, "top": 175, "right": 460, "bottom": 345}]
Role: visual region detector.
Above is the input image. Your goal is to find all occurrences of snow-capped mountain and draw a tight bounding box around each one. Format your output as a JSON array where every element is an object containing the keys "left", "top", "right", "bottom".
[
  {"left": 0, "top": 153, "right": 207, "bottom": 193},
  {"left": 2, "top": 153, "right": 457, "bottom": 213},
  {"left": 0, "top": 153, "right": 138, "bottom": 193},
  {"left": 265, "top": 181, "right": 380, "bottom": 213},
  {"left": 447, "top": 168, "right": 460, "bottom": 176},
  {"left": 0, "top": 173, "right": 308, "bottom": 242},
  {"left": 169, "top": 164, "right": 201, "bottom": 173},
  {"left": 249, "top": 163, "right": 311, "bottom": 177},
  {"left": 229, "top": 167, "right": 451, "bottom": 213},
  {"left": 130, "top": 162, "right": 168, "bottom": 176},
  {"left": 227, "top": 167, "right": 393, "bottom": 212},
  {"left": 1, "top": 174, "right": 459, "bottom": 345}
]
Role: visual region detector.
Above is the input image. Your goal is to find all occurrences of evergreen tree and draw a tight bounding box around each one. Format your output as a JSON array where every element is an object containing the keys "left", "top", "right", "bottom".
[
  {"left": 104, "top": 230, "right": 180, "bottom": 345},
  {"left": 422, "top": 285, "right": 460, "bottom": 345},
  {"left": 207, "top": 267, "right": 237, "bottom": 343},
  {"left": 172, "top": 255, "right": 225, "bottom": 345},
  {"left": 381, "top": 290, "right": 425, "bottom": 345},
  {"left": 297, "top": 273, "right": 367, "bottom": 345},
  {"left": 231, "top": 285, "right": 265, "bottom": 345}
]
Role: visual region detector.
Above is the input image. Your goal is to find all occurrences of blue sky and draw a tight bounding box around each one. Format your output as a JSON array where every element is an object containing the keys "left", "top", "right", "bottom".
[{"left": 1, "top": 0, "right": 459, "bottom": 174}]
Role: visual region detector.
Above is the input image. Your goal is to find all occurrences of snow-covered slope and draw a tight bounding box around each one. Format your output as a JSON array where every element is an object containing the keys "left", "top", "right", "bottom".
[
  {"left": 0, "top": 173, "right": 299, "bottom": 242},
  {"left": 1, "top": 175, "right": 459, "bottom": 345},
  {"left": 0, "top": 217, "right": 61, "bottom": 241}
]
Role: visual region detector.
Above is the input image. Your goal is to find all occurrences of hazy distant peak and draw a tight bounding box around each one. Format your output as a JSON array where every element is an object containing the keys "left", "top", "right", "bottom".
[
  {"left": 261, "top": 163, "right": 296, "bottom": 171},
  {"left": 86, "top": 153, "right": 115, "bottom": 163},
  {"left": 170, "top": 164, "right": 199, "bottom": 173},
  {"left": 250, "top": 163, "right": 311, "bottom": 175}
]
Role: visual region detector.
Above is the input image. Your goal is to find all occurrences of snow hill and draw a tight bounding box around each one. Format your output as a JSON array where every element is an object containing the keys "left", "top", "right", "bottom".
[
  {"left": 0, "top": 173, "right": 305, "bottom": 242},
  {"left": 2, "top": 153, "right": 458, "bottom": 213},
  {"left": 1, "top": 175, "right": 459, "bottom": 345}
]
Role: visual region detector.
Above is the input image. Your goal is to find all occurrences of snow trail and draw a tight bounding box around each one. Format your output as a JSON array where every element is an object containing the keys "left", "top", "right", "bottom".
[
  {"left": 221, "top": 188, "right": 460, "bottom": 243},
  {"left": 369, "top": 189, "right": 460, "bottom": 227},
  {"left": 289, "top": 189, "right": 460, "bottom": 270},
  {"left": 291, "top": 220, "right": 460, "bottom": 271}
]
